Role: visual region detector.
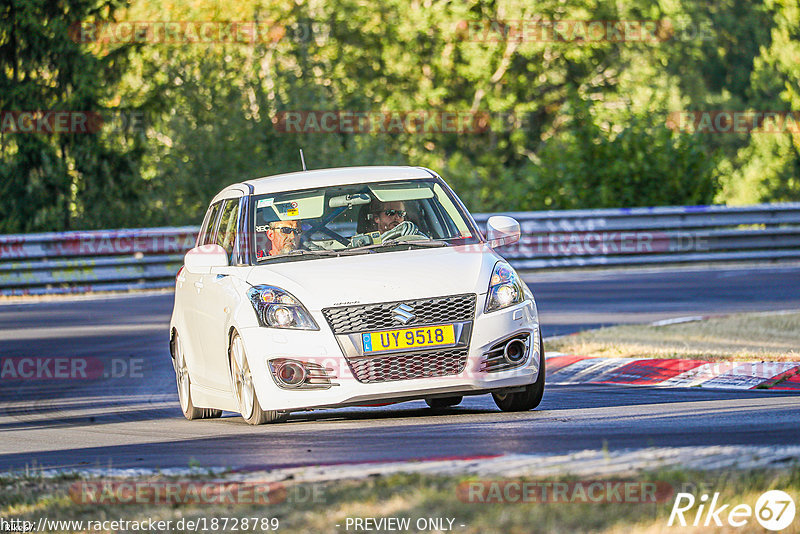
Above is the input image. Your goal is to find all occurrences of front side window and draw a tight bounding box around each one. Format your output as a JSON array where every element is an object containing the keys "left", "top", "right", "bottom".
[
  {"left": 200, "top": 202, "right": 222, "bottom": 245},
  {"left": 251, "top": 178, "right": 480, "bottom": 263},
  {"left": 216, "top": 198, "right": 240, "bottom": 258}
]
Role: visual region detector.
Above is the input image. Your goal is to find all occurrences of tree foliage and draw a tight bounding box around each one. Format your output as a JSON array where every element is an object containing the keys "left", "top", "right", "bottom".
[
  {"left": 2, "top": 0, "right": 798, "bottom": 231},
  {"left": 0, "top": 0, "right": 144, "bottom": 232}
]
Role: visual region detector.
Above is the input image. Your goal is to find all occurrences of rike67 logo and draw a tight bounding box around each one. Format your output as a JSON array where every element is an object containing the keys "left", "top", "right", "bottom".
[{"left": 669, "top": 490, "right": 796, "bottom": 531}]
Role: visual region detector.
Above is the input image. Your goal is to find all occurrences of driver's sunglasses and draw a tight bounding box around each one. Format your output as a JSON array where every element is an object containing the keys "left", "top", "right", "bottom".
[
  {"left": 380, "top": 209, "right": 406, "bottom": 218},
  {"left": 274, "top": 226, "right": 302, "bottom": 235}
]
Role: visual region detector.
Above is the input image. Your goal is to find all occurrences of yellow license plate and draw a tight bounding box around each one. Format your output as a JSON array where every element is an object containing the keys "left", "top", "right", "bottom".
[{"left": 362, "top": 324, "right": 455, "bottom": 353}]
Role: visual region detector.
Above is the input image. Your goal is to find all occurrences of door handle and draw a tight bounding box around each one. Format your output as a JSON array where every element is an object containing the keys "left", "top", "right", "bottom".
[{"left": 194, "top": 281, "right": 204, "bottom": 289}]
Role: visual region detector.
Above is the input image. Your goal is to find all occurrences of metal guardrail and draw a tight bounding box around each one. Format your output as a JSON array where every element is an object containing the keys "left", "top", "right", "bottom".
[
  {"left": 0, "top": 227, "right": 196, "bottom": 295},
  {"left": 471, "top": 203, "right": 800, "bottom": 269},
  {"left": 1, "top": 204, "right": 799, "bottom": 295}
]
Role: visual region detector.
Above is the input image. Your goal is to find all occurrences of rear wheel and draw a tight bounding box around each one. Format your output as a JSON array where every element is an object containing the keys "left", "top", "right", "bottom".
[
  {"left": 229, "top": 332, "right": 287, "bottom": 425},
  {"left": 425, "top": 396, "right": 463, "bottom": 409},
  {"left": 492, "top": 332, "right": 545, "bottom": 412},
  {"left": 173, "top": 331, "right": 222, "bottom": 420}
]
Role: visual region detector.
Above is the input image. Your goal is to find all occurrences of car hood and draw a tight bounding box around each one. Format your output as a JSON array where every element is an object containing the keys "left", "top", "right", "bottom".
[{"left": 245, "top": 245, "right": 501, "bottom": 310}]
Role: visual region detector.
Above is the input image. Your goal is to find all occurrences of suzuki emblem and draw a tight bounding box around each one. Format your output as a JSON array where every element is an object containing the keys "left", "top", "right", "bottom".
[{"left": 391, "top": 304, "right": 416, "bottom": 325}]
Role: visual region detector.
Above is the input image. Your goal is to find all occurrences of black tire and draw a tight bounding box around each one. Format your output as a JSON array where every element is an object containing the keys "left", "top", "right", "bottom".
[
  {"left": 425, "top": 396, "right": 463, "bottom": 409},
  {"left": 173, "top": 331, "right": 222, "bottom": 420},
  {"left": 229, "top": 332, "right": 288, "bottom": 425},
  {"left": 492, "top": 332, "right": 545, "bottom": 412}
]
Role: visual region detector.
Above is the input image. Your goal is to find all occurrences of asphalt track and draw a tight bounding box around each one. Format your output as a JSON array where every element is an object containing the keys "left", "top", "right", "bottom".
[{"left": 1, "top": 264, "right": 799, "bottom": 472}]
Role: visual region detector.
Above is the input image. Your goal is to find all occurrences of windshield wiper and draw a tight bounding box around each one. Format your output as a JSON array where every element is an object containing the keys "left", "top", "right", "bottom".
[
  {"left": 257, "top": 239, "right": 449, "bottom": 262},
  {"left": 348, "top": 239, "right": 449, "bottom": 252},
  {"left": 257, "top": 248, "right": 366, "bottom": 262},
  {"left": 404, "top": 239, "right": 449, "bottom": 247}
]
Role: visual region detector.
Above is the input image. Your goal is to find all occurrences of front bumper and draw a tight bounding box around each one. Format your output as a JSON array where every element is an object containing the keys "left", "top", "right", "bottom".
[{"left": 239, "top": 299, "right": 540, "bottom": 411}]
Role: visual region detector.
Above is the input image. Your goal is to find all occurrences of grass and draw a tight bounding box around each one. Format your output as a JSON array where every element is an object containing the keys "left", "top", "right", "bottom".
[
  {"left": 549, "top": 311, "right": 800, "bottom": 361},
  {"left": 1, "top": 468, "right": 799, "bottom": 533}
]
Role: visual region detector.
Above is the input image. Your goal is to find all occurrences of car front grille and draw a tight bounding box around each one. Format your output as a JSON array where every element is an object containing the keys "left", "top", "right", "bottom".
[
  {"left": 347, "top": 347, "right": 469, "bottom": 383},
  {"left": 322, "top": 294, "right": 476, "bottom": 335}
]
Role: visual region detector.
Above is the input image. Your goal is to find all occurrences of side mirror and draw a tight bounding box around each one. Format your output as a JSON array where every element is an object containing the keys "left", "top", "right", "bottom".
[
  {"left": 184, "top": 244, "right": 229, "bottom": 274},
  {"left": 486, "top": 216, "right": 521, "bottom": 247}
]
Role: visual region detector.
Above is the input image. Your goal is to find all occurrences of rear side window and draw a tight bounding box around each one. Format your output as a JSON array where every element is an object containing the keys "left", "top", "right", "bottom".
[
  {"left": 200, "top": 202, "right": 222, "bottom": 245},
  {"left": 216, "top": 198, "right": 240, "bottom": 257}
]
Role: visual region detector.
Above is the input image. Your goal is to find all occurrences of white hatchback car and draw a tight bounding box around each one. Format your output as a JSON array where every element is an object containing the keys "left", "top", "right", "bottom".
[{"left": 170, "top": 166, "right": 543, "bottom": 424}]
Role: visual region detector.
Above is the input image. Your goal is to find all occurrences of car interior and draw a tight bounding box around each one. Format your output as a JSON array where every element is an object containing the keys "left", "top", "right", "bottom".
[{"left": 251, "top": 180, "right": 473, "bottom": 259}]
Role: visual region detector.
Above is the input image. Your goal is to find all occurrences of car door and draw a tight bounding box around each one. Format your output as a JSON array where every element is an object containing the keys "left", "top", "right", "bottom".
[
  {"left": 193, "top": 195, "right": 244, "bottom": 391},
  {"left": 180, "top": 201, "right": 222, "bottom": 379}
]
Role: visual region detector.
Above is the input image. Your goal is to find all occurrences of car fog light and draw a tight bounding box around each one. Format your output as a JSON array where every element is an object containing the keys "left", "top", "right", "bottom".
[
  {"left": 274, "top": 361, "right": 307, "bottom": 388},
  {"left": 503, "top": 338, "right": 527, "bottom": 364}
]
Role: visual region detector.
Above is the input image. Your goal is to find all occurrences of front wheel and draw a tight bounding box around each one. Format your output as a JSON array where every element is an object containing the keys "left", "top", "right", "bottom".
[
  {"left": 229, "top": 332, "right": 287, "bottom": 425},
  {"left": 492, "top": 332, "right": 545, "bottom": 412},
  {"left": 173, "top": 331, "right": 222, "bottom": 420}
]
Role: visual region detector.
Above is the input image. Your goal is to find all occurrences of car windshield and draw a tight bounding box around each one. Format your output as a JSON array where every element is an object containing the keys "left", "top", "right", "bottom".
[{"left": 252, "top": 178, "right": 481, "bottom": 263}]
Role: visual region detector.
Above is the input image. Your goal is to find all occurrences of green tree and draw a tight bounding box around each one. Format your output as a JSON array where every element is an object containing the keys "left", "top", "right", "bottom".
[
  {"left": 722, "top": 0, "right": 800, "bottom": 203},
  {"left": 10, "top": 0, "right": 787, "bottom": 233},
  {"left": 0, "top": 0, "right": 146, "bottom": 232}
]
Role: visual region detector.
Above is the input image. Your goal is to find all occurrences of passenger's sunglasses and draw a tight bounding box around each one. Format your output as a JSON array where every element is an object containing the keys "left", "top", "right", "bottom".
[
  {"left": 377, "top": 209, "right": 406, "bottom": 218},
  {"left": 273, "top": 226, "right": 302, "bottom": 235}
]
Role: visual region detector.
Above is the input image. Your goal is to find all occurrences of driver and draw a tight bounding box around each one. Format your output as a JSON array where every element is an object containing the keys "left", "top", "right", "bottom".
[{"left": 258, "top": 220, "right": 302, "bottom": 258}]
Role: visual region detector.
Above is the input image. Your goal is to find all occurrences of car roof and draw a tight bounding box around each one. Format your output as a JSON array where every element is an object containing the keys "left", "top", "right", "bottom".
[
  {"left": 211, "top": 166, "right": 438, "bottom": 203},
  {"left": 246, "top": 165, "right": 438, "bottom": 194}
]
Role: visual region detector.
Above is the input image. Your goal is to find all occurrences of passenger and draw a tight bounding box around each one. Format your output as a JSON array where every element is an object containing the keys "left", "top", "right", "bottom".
[
  {"left": 366, "top": 199, "right": 425, "bottom": 241},
  {"left": 368, "top": 200, "right": 408, "bottom": 233}
]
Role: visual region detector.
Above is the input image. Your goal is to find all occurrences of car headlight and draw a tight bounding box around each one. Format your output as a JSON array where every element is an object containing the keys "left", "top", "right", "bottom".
[
  {"left": 246, "top": 285, "right": 319, "bottom": 330},
  {"left": 485, "top": 261, "right": 530, "bottom": 313}
]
